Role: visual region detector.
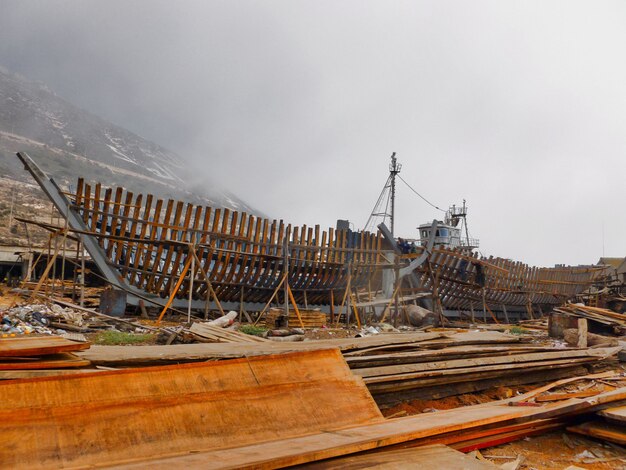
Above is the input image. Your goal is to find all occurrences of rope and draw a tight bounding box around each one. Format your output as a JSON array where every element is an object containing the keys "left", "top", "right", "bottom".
[{"left": 397, "top": 175, "right": 446, "bottom": 213}]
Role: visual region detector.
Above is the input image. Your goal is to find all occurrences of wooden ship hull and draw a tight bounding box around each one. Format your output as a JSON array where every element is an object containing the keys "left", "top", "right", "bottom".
[{"left": 17, "top": 152, "right": 606, "bottom": 315}]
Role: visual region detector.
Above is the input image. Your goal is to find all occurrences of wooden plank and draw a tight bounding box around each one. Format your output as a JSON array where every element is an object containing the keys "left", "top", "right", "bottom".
[
  {"left": 567, "top": 420, "right": 626, "bottom": 445},
  {"left": 111, "top": 190, "right": 134, "bottom": 269},
  {"left": 153, "top": 201, "right": 185, "bottom": 294},
  {"left": 353, "top": 348, "right": 620, "bottom": 380},
  {"left": 302, "top": 444, "right": 498, "bottom": 469},
  {"left": 0, "top": 353, "right": 90, "bottom": 370},
  {"left": 161, "top": 202, "right": 194, "bottom": 296},
  {"left": 189, "top": 322, "right": 267, "bottom": 343},
  {"left": 0, "top": 369, "right": 104, "bottom": 380},
  {"left": 346, "top": 345, "right": 577, "bottom": 369},
  {"left": 129, "top": 193, "right": 153, "bottom": 286},
  {"left": 144, "top": 199, "right": 173, "bottom": 292},
  {"left": 0, "top": 349, "right": 382, "bottom": 469},
  {"left": 0, "top": 336, "right": 90, "bottom": 357},
  {"left": 535, "top": 390, "right": 600, "bottom": 402},
  {"left": 598, "top": 404, "right": 626, "bottom": 424},
  {"left": 136, "top": 197, "right": 162, "bottom": 289},
  {"left": 103, "top": 386, "right": 626, "bottom": 470},
  {"left": 364, "top": 355, "right": 614, "bottom": 389},
  {"left": 104, "top": 187, "right": 124, "bottom": 259}
]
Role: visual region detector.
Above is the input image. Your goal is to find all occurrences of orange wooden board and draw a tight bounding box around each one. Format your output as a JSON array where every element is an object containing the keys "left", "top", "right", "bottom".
[
  {"left": 75, "top": 331, "right": 518, "bottom": 366},
  {"left": 0, "top": 336, "right": 90, "bottom": 357},
  {"left": 0, "top": 348, "right": 382, "bottom": 469},
  {"left": 567, "top": 420, "right": 626, "bottom": 445},
  {"left": 110, "top": 386, "right": 626, "bottom": 470},
  {"left": 300, "top": 444, "right": 498, "bottom": 469},
  {"left": 598, "top": 404, "right": 626, "bottom": 424},
  {"left": 0, "top": 352, "right": 90, "bottom": 370}
]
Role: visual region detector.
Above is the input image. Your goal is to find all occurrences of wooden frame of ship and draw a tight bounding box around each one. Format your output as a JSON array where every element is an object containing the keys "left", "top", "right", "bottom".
[{"left": 16, "top": 151, "right": 608, "bottom": 320}]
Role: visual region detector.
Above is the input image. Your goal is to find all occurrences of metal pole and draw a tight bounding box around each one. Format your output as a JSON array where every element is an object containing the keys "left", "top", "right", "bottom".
[{"left": 389, "top": 152, "right": 398, "bottom": 237}]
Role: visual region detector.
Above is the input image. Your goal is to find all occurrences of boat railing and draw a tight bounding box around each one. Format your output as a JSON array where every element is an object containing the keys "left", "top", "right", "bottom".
[{"left": 460, "top": 237, "right": 480, "bottom": 248}]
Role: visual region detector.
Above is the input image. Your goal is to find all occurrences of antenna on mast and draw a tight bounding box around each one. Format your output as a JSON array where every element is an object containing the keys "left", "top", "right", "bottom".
[
  {"left": 364, "top": 152, "right": 401, "bottom": 235},
  {"left": 389, "top": 152, "right": 401, "bottom": 236}
]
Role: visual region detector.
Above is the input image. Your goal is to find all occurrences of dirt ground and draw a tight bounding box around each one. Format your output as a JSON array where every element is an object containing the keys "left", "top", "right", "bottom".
[
  {"left": 381, "top": 386, "right": 536, "bottom": 417},
  {"left": 381, "top": 385, "right": 626, "bottom": 470},
  {"left": 484, "top": 431, "right": 626, "bottom": 469}
]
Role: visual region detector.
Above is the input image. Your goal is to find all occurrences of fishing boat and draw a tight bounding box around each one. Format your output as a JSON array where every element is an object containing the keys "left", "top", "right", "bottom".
[{"left": 16, "top": 151, "right": 607, "bottom": 321}]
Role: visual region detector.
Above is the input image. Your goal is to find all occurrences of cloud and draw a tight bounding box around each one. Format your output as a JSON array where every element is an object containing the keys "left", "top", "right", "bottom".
[{"left": 1, "top": 0, "right": 625, "bottom": 266}]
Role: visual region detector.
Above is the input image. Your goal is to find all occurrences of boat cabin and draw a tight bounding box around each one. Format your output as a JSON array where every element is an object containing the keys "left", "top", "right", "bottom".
[
  {"left": 417, "top": 203, "right": 479, "bottom": 250},
  {"left": 418, "top": 222, "right": 463, "bottom": 248}
]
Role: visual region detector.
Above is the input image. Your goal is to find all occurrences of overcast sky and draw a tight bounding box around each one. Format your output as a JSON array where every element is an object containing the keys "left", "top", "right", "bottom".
[{"left": 1, "top": 1, "right": 625, "bottom": 267}]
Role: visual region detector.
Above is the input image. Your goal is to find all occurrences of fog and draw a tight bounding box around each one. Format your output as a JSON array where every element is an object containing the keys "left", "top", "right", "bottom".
[{"left": 1, "top": 1, "right": 625, "bottom": 266}]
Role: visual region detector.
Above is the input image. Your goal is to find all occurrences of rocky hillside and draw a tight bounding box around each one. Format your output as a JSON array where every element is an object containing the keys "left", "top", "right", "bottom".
[{"left": 0, "top": 66, "right": 256, "bottom": 214}]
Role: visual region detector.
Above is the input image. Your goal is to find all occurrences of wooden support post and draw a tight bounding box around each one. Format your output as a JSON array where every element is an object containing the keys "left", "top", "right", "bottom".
[
  {"left": 485, "top": 303, "right": 500, "bottom": 324},
  {"left": 156, "top": 254, "right": 193, "bottom": 324},
  {"left": 482, "top": 288, "right": 487, "bottom": 323},
  {"left": 380, "top": 282, "right": 403, "bottom": 323},
  {"left": 60, "top": 211, "right": 68, "bottom": 296},
  {"left": 239, "top": 286, "right": 244, "bottom": 323},
  {"left": 470, "top": 302, "right": 475, "bottom": 323},
  {"left": 303, "top": 290, "right": 308, "bottom": 310},
  {"left": 350, "top": 292, "right": 361, "bottom": 328},
  {"left": 337, "top": 271, "right": 351, "bottom": 327},
  {"left": 138, "top": 299, "right": 149, "bottom": 319},
  {"left": 189, "top": 247, "right": 225, "bottom": 317},
  {"left": 287, "top": 284, "right": 305, "bottom": 328},
  {"left": 80, "top": 240, "right": 85, "bottom": 308},
  {"left": 29, "top": 230, "right": 68, "bottom": 301},
  {"left": 187, "top": 248, "right": 195, "bottom": 324},
  {"left": 46, "top": 234, "right": 52, "bottom": 296},
  {"left": 253, "top": 272, "right": 288, "bottom": 326},
  {"left": 72, "top": 238, "right": 79, "bottom": 302},
  {"left": 577, "top": 318, "right": 588, "bottom": 348},
  {"left": 502, "top": 304, "right": 509, "bottom": 324},
  {"left": 283, "top": 238, "right": 289, "bottom": 325},
  {"left": 527, "top": 297, "right": 535, "bottom": 320},
  {"left": 330, "top": 290, "right": 335, "bottom": 325}
]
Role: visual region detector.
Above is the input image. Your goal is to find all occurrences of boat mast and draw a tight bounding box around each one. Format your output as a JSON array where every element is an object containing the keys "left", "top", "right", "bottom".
[
  {"left": 462, "top": 199, "right": 471, "bottom": 247},
  {"left": 389, "top": 152, "right": 401, "bottom": 236}
]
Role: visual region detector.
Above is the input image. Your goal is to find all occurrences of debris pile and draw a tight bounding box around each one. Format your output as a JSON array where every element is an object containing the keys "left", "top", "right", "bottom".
[
  {"left": 265, "top": 307, "right": 327, "bottom": 329},
  {"left": 568, "top": 392, "right": 626, "bottom": 447},
  {"left": 1, "top": 303, "right": 91, "bottom": 336},
  {"left": 345, "top": 332, "right": 621, "bottom": 407},
  {"left": 554, "top": 303, "right": 626, "bottom": 332}
]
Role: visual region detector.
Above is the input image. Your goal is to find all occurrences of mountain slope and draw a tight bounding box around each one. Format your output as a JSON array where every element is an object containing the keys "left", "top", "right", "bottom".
[{"left": 0, "top": 65, "right": 257, "bottom": 214}]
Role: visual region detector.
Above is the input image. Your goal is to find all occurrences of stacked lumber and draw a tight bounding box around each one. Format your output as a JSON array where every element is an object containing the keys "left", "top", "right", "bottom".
[
  {"left": 3, "top": 342, "right": 625, "bottom": 469},
  {"left": 554, "top": 304, "right": 626, "bottom": 329},
  {"left": 304, "top": 444, "right": 499, "bottom": 469},
  {"left": 71, "top": 329, "right": 621, "bottom": 407},
  {"left": 0, "top": 349, "right": 382, "bottom": 469},
  {"left": 0, "top": 336, "right": 91, "bottom": 377},
  {"left": 188, "top": 322, "right": 267, "bottom": 343},
  {"left": 22, "top": 281, "right": 103, "bottom": 307},
  {"left": 95, "top": 375, "right": 626, "bottom": 469},
  {"left": 567, "top": 399, "right": 626, "bottom": 445},
  {"left": 74, "top": 331, "right": 515, "bottom": 366},
  {"left": 348, "top": 342, "right": 621, "bottom": 406},
  {"left": 265, "top": 307, "right": 326, "bottom": 328}
]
